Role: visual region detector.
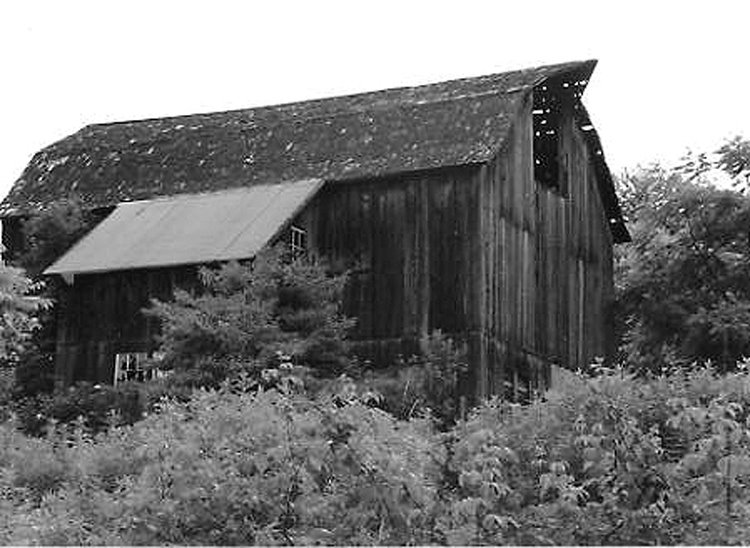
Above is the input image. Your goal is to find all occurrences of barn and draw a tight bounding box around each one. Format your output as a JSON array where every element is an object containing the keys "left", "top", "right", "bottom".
[{"left": 0, "top": 59, "right": 629, "bottom": 399}]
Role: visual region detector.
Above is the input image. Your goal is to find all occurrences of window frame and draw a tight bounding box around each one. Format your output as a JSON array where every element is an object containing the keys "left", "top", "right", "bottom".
[
  {"left": 113, "top": 351, "right": 166, "bottom": 385},
  {"left": 290, "top": 225, "right": 307, "bottom": 255}
]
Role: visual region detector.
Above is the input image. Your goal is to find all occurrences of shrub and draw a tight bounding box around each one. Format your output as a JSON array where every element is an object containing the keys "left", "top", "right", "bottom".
[
  {"left": 3, "top": 384, "right": 444, "bottom": 545},
  {"left": 0, "top": 266, "right": 49, "bottom": 366},
  {"left": 3, "top": 363, "right": 750, "bottom": 544},
  {"left": 17, "top": 197, "right": 102, "bottom": 279},
  {"left": 14, "top": 382, "right": 151, "bottom": 436},
  {"left": 356, "top": 331, "right": 468, "bottom": 429},
  {"left": 440, "top": 366, "right": 750, "bottom": 545},
  {"left": 10, "top": 197, "right": 103, "bottom": 400},
  {"left": 147, "top": 248, "right": 354, "bottom": 383}
]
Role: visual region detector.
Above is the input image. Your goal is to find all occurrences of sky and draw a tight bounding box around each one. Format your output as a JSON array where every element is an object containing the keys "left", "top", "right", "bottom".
[{"left": 1, "top": 0, "right": 749, "bottom": 200}]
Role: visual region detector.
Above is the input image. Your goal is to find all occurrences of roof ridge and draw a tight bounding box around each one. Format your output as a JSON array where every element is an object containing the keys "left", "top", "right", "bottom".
[
  {"left": 84, "top": 59, "right": 596, "bottom": 130},
  {"left": 1, "top": 58, "right": 600, "bottom": 217},
  {"left": 81, "top": 88, "right": 528, "bottom": 143}
]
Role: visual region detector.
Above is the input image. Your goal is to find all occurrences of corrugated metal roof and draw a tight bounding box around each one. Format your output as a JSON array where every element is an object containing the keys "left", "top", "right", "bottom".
[
  {"left": 44, "top": 179, "right": 323, "bottom": 275},
  {"left": 1, "top": 60, "right": 598, "bottom": 216}
]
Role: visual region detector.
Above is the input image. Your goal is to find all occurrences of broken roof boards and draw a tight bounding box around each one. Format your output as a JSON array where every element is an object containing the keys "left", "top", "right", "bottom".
[{"left": 45, "top": 179, "right": 323, "bottom": 276}]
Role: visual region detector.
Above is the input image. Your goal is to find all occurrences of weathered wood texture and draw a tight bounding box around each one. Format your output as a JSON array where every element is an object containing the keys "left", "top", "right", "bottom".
[
  {"left": 49, "top": 166, "right": 483, "bottom": 384},
  {"left": 12, "top": 87, "right": 615, "bottom": 399},
  {"left": 296, "top": 166, "right": 482, "bottom": 366},
  {"left": 54, "top": 266, "right": 199, "bottom": 385},
  {"left": 473, "top": 91, "right": 614, "bottom": 399},
  {"left": 294, "top": 90, "right": 614, "bottom": 399}
]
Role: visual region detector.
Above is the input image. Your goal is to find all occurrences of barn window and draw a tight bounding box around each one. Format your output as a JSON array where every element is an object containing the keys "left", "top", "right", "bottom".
[
  {"left": 113, "top": 352, "right": 166, "bottom": 385},
  {"left": 533, "top": 85, "right": 564, "bottom": 193},
  {"left": 290, "top": 225, "right": 307, "bottom": 255}
]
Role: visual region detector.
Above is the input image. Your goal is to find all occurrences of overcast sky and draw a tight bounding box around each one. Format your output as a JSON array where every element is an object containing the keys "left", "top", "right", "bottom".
[{"left": 1, "top": 0, "right": 748, "bottom": 199}]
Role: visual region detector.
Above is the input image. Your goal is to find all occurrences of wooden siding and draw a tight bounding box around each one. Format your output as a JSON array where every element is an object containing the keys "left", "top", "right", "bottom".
[
  {"left": 49, "top": 167, "right": 485, "bottom": 385},
  {"left": 474, "top": 91, "right": 614, "bottom": 399},
  {"left": 13, "top": 88, "right": 616, "bottom": 399},
  {"left": 54, "top": 266, "right": 198, "bottom": 385},
  {"left": 297, "top": 168, "right": 482, "bottom": 366}
]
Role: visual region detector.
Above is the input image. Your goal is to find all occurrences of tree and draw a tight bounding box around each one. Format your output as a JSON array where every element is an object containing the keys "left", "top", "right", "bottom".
[
  {"left": 11, "top": 197, "right": 102, "bottom": 396},
  {"left": 0, "top": 265, "right": 49, "bottom": 365},
  {"left": 677, "top": 135, "right": 750, "bottom": 191},
  {"left": 615, "top": 163, "right": 750, "bottom": 373},
  {"left": 18, "top": 197, "right": 100, "bottom": 279},
  {"left": 146, "top": 247, "right": 354, "bottom": 388}
]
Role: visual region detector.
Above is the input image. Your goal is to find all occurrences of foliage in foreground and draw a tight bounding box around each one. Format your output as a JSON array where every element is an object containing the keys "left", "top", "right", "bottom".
[
  {"left": 0, "top": 384, "right": 443, "bottom": 545},
  {"left": 1, "top": 366, "right": 750, "bottom": 545},
  {"left": 447, "top": 366, "right": 750, "bottom": 545}
]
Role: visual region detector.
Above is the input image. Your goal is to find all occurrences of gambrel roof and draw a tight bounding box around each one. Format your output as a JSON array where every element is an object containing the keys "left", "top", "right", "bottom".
[{"left": 1, "top": 59, "right": 627, "bottom": 240}]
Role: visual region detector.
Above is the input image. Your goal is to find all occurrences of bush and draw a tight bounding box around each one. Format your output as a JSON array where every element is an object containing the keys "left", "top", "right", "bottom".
[
  {"left": 13, "top": 381, "right": 153, "bottom": 436},
  {"left": 440, "top": 366, "right": 750, "bottom": 545},
  {"left": 12, "top": 346, "right": 55, "bottom": 398},
  {"left": 2, "top": 384, "right": 444, "bottom": 545},
  {"left": 3, "top": 364, "right": 750, "bottom": 544},
  {"left": 355, "top": 331, "right": 468, "bottom": 429},
  {"left": 10, "top": 197, "right": 102, "bottom": 400},
  {"left": 17, "top": 197, "right": 102, "bottom": 279},
  {"left": 147, "top": 248, "right": 354, "bottom": 382}
]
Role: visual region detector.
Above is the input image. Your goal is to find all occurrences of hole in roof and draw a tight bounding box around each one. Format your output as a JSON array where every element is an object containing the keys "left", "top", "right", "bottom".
[{"left": 533, "top": 84, "right": 562, "bottom": 194}]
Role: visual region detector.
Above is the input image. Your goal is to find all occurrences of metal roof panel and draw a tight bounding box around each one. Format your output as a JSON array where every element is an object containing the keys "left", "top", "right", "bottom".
[{"left": 44, "top": 179, "right": 323, "bottom": 275}]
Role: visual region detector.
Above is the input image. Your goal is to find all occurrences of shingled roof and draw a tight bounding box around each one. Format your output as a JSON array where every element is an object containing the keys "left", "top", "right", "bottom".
[{"left": 2, "top": 59, "right": 616, "bottom": 223}]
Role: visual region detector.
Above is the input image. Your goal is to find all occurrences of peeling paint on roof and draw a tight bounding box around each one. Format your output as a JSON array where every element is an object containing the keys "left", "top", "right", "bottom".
[{"left": 1, "top": 60, "right": 597, "bottom": 216}]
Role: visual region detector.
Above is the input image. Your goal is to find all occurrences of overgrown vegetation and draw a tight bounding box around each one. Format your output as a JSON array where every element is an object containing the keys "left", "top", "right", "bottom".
[
  {"left": 0, "top": 264, "right": 49, "bottom": 418},
  {"left": 1, "top": 367, "right": 750, "bottom": 544},
  {"left": 3, "top": 138, "right": 750, "bottom": 544},
  {"left": 615, "top": 136, "right": 750, "bottom": 373},
  {"left": 0, "top": 266, "right": 49, "bottom": 366},
  {"left": 147, "top": 249, "right": 355, "bottom": 385},
  {"left": 11, "top": 197, "right": 102, "bottom": 399},
  {"left": 17, "top": 197, "right": 102, "bottom": 279}
]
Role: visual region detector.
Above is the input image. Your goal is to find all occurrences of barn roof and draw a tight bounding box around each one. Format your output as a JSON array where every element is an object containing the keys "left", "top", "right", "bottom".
[
  {"left": 2, "top": 59, "right": 628, "bottom": 241},
  {"left": 1, "top": 60, "right": 602, "bottom": 206},
  {"left": 45, "top": 180, "right": 322, "bottom": 276}
]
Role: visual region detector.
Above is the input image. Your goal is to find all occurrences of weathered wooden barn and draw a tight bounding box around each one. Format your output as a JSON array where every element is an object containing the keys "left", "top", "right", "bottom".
[{"left": 0, "top": 59, "right": 629, "bottom": 398}]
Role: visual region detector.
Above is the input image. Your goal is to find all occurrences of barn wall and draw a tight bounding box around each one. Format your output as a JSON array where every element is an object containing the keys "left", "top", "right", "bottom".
[
  {"left": 298, "top": 168, "right": 482, "bottom": 367},
  {"left": 35, "top": 99, "right": 615, "bottom": 396},
  {"left": 55, "top": 266, "right": 199, "bottom": 385},
  {"left": 475, "top": 90, "right": 614, "bottom": 399},
  {"left": 52, "top": 167, "right": 484, "bottom": 385}
]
